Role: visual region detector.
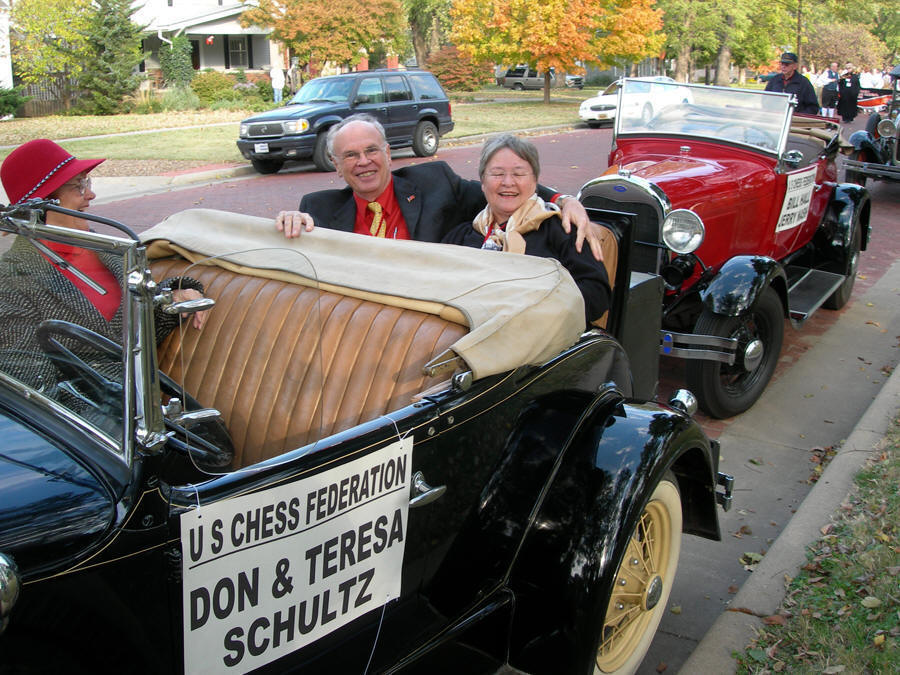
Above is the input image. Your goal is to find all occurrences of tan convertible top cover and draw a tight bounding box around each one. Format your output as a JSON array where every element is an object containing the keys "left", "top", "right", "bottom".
[{"left": 141, "top": 208, "right": 585, "bottom": 380}]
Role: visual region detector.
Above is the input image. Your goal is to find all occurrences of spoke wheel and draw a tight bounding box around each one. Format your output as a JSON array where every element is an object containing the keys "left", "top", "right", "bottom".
[{"left": 595, "top": 477, "right": 682, "bottom": 674}]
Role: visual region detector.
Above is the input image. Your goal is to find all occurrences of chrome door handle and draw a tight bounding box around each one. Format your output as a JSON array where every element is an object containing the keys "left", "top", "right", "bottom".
[{"left": 409, "top": 471, "right": 446, "bottom": 508}]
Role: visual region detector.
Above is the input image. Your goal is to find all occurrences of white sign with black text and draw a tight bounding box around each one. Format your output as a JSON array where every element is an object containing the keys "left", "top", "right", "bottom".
[
  {"left": 180, "top": 437, "right": 412, "bottom": 674},
  {"left": 775, "top": 166, "right": 817, "bottom": 233}
]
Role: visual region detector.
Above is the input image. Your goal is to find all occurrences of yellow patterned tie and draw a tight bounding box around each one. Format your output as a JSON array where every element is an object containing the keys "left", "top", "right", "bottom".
[{"left": 367, "top": 201, "right": 386, "bottom": 237}]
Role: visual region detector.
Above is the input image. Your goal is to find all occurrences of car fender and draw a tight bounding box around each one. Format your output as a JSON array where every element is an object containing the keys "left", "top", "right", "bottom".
[
  {"left": 415, "top": 107, "right": 443, "bottom": 122},
  {"left": 698, "top": 255, "right": 788, "bottom": 317},
  {"left": 310, "top": 114, "right": 346, "bottom": 135},
  {"left": 847, "top": 130, "right": 884, "bottom": 163},
  {"left": 827, "top": 183, "right": 871, "bottom": 253},
  {"left": 505, "top": 399, "right": 719, "bottom": 674}
]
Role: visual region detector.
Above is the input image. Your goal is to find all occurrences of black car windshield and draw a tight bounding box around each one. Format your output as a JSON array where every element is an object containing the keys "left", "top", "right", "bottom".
[
  {"left": 0, "top": 232, "right": 126, "bottom": 446},
  {"left": 290, "top": 77, "right": 353, "bottom": 104}
]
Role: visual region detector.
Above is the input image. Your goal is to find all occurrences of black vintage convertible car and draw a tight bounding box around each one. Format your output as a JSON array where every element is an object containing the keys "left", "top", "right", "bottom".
[{"left": 0, "top": 203, "right": 731, "bottom": 674}]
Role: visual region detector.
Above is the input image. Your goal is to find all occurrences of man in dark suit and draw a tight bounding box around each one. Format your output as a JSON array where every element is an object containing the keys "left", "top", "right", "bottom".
[{"left": 275, "top": 114, "right": 601, "bottom": 258}]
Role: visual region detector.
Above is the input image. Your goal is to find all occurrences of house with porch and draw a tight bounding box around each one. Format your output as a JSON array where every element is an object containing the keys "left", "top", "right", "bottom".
[{"left": 133, "top": 0, "right": 287, "bottom": 84}]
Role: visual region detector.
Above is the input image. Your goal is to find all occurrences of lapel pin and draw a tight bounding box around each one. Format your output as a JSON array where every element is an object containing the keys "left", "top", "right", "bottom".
[{"left": 407, "top": 195, "right": 415, "bottom": 202}]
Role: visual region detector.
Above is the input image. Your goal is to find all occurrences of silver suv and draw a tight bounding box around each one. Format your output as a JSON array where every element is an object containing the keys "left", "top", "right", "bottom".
[{"left": 502, "top": 66, "right": 555, "bottom": 90}]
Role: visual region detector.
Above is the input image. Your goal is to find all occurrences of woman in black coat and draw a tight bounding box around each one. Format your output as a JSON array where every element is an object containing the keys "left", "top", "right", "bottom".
[{"left": 837, "top": 63, "right": 861, "bottom": 123}]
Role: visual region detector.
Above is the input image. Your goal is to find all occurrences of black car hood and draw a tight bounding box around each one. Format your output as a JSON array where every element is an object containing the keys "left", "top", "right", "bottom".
[{"left": 242, "top": 101, "right": 344, "bottom": 122}]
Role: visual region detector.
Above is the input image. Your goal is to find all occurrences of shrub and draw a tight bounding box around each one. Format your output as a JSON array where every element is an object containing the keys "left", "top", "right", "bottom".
[
  {"left": 0, "top": 87, "right": 30, "bottom": 117},
  {"left": 159, "top": 35, "right": 194, "bottom": 87},
  {"left": 190, "top": 70, "right": 239, "bottom": 105},
  {"left": 209, "top": 98, "right": 269, "bottom": 112},
  {"left": 232, "top": 81, "right": 265, "bottom": 102},
  {"left": 161, "top": 85, "right": 201, "bottom": 111},
  {"left": 425, "top": 46, "right": 492, "bottom": 92}
]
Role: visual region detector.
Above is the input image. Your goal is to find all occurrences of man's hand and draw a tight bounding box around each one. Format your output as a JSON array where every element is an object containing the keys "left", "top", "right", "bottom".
[
  {"left": 558, "top": 196, "right": 604, "bottom": 262},
  {"left": 172, "top": 288, "right": 208, "bottom": 330},
  {"left": 275, "top": 210, "right": 316, "bottom": 238}
]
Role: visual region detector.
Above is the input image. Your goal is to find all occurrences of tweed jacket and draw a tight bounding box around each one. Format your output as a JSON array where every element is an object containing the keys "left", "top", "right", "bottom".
[
  {"left": 298, "top": 161, "right": 562, "bottom": 243},
  {"left": 0, "top": 236, "right": 181, "bottom": 394}
]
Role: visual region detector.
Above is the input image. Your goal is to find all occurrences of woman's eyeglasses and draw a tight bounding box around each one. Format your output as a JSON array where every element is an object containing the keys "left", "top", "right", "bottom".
[{"left": 61, "top": 176, "right": 92, "bottom": 196}]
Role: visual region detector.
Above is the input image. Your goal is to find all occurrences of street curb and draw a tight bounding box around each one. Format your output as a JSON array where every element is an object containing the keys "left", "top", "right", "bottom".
[{"left": 678, "top": 364, "right": 900, "bottom": 674}]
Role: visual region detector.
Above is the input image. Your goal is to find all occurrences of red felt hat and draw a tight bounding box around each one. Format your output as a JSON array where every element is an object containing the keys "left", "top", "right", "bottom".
[{"left": 1, "top": 139, "right": 105, "bottom": 205}]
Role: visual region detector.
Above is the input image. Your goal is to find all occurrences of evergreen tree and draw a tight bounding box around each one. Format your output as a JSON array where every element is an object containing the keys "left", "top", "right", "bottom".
[{"left": 78, "top": 0, "right": 146, "bottom": 114}]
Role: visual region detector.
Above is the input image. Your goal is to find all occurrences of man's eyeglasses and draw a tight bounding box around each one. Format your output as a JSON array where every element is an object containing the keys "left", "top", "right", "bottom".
[
  {"left": 61, "top": 176, "right": 92, "bottom": 196},
  {"left": 338, "top": 146, "right": 385, "bottom": 164}
]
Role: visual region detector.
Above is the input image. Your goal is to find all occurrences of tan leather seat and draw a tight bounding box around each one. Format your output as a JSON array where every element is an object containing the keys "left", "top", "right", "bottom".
[{"left": 151, "top": 259, "right": 467, "bottom": 468}]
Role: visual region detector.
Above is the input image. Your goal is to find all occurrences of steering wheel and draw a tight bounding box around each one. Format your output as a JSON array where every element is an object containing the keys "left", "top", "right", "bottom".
[
  {"left": 36, "top": 320, "right": 234, "bottom": 472},
  {"left": 36, "top": 320, "right": 123, "bottom": 403},
  {"left": 716, "top": 123, "right": 778, "bottom": 150}
]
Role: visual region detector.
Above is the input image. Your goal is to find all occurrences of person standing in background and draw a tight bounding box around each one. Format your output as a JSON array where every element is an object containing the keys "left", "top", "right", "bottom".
[
  {"left": 817, "top": 62, "right": 839, "bottom": 117},
  {"left": 270, "top": 65, "right": 285, "bottom": 104},
  {"left": 836, "top": 63, "right": 861, "bottom": 123}
]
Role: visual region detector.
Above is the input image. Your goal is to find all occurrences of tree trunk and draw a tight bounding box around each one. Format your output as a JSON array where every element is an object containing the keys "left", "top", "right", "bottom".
[
  {"left": 715, "top": 45, "right": 731, "bottom": 86},
  {"left": 428, "top": 18, "right": 441, "bottom": 55},
  {"left": 675, "top": 50, "right": 690, "bottom": 82},
  {"left": 412, "top": 34, "right": 427, "bottom": 68},
  {"left": 544, "top": 71, "right": 551, "bottom": 103}
]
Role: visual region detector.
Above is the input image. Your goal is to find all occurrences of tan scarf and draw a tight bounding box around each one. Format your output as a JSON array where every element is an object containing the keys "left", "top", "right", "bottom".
[{"left": 472, "top": 194, "right": 560, "bottom": 253}]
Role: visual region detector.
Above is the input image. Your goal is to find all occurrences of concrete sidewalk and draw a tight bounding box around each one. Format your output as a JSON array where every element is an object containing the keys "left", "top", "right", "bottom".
[{"left": 680, "top": 363, "right": 900, "bottom": 673}]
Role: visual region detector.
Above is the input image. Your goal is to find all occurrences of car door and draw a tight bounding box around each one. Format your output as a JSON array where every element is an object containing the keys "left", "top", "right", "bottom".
[
  {"left": 382, "top": 74, "right": 417, "bottom": 145},
  {"left": 352, "top": 76, "right": 389, "bottom": 130}
]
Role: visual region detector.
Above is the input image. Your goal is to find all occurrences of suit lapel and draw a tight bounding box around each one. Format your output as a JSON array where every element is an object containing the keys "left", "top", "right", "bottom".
[
  {"left": 394, "top": 174, "right": 423, "bottom": 239},
  {"left": 329, "top": 188, "right": 357, "bottom": 232}
]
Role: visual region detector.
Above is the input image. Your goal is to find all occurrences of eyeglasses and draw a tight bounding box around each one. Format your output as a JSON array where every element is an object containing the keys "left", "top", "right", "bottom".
[
  {"left": 485, "top": 170, "right": 533, "bottom": 181},
  {"left": 338, "top": 146, "right": 385, "bottom": 164},
  {"left": 61, "top": 176, "right": 92, "bottom": 196}
]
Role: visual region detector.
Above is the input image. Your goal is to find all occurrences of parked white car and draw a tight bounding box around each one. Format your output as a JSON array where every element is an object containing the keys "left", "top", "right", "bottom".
[{"left": 579, "top": 76, "right": 692, "bottom": 127}]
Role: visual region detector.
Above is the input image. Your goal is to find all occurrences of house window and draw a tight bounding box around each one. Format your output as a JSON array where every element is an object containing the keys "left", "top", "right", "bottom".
[{"left": 229, "top": 38, "right": 248, "bottom": 68}]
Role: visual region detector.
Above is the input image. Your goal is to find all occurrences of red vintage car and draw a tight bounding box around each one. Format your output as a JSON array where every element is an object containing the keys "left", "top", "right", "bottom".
[{"left": 579, "top": 80, "right": 871, "bottom": 417}]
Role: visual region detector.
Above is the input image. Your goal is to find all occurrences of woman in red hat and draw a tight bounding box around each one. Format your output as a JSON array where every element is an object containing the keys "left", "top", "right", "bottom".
[{"left": 0, "top": 139, "right": 207, "bottom": 394}]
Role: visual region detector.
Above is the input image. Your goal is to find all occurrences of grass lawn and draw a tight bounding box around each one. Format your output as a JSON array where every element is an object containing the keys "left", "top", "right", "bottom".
[{"left": 735, "top": 415, "right": 899, "bottom": 673}]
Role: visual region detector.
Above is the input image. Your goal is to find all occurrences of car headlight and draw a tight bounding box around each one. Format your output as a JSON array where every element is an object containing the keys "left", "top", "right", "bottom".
[
  {"left": 283, "top": 119, "right": 310, "bottom": 134},
  {"left": 240, "top": 123, "right": 249, "bottom": 137},
  {"left": 876, "top": 118, "right": 896, "bottom": 138},
  {"left": 662, "top": 209, "right": 704, "bottom": 254}
]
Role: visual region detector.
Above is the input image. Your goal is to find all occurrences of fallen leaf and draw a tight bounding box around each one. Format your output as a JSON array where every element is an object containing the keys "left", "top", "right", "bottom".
[
  {"left": 728, "top": 585, "right": 739, "bottom": 594},
  {"left": 861, "top": 596, "right": 882, "bottom": 608},
  {"left": 766, "top": 638, "right": 783, "bottom": 658},
  {"left": 773, "top": 661, "right": 785, "bottom": 672},
  {"left": 763, "top": 614, "right": 787, "bottom": 626},
  {"left": 748, "top": 457, "right": 764, "bottom": 465},
  {"left": 873, "top": 634, "right": 886, "bottom": 648},
  {"left": 669, "top": 605, "right": 682, "bottom": 615},
  {"left": 834, "top": 588, "right": 845, "bottom": 598},
  {"left": 823, "top": 667, "right": 846, "bottom": 674},
  {"left": 655, "top": 662, "right": 668, "bottom": 673},
  {"left": 741, "top": 552, "right": 764, "bottom": 564},
  {"left": 821, "top": 523, "right": 834, "bottom": 535}
]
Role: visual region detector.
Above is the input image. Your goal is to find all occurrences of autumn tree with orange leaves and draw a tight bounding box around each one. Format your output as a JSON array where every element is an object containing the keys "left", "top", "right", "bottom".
[
  {"left": 450, "top": 0, "right": 664, "bottom": 102},
  {"left": 240, "top": 0, "right": 406, "bottom": 72}
]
